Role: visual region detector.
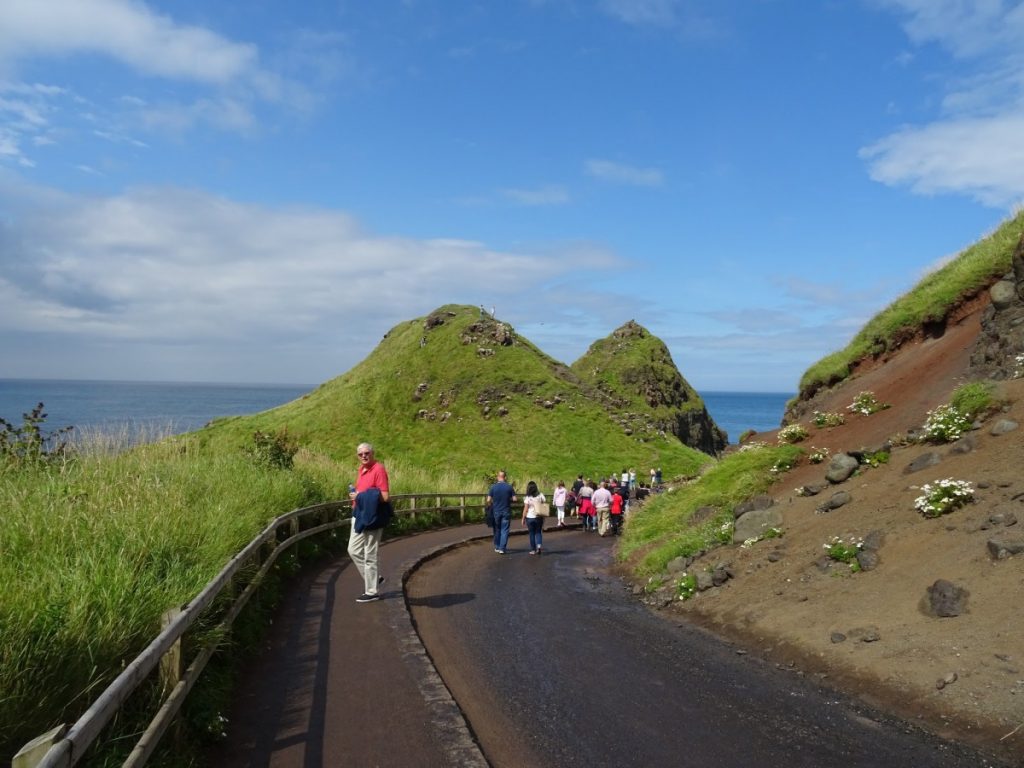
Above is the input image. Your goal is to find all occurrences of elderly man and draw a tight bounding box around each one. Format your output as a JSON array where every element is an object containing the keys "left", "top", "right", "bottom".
[
  {"left": 348, "top": 442, "right": 390, "bottom": 603},
  {"left": 592, "top": 480, "right": 613, "bottom": 537}
]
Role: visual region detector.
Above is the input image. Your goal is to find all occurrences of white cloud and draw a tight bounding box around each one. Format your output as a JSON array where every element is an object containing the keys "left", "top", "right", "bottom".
[
  {"left": 0, "top": 176, "right": 620, "bottom": 380},
  {"left": 861, "top": 111, "right": 1024, "bottom": 206},
  {"left": 0, "top": 0, "right": 258, "bottom": 86},
  {"left": 585, "top": 158, "right": 664, "bottom": 187},
  {"left": 865, "top": 1, "right": 1024, "bottom": 207}
]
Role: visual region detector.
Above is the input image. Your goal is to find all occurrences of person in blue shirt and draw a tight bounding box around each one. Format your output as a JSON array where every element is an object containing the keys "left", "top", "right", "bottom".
[{"left": 487, "top": 470, "right": 517, "bottom": 554}]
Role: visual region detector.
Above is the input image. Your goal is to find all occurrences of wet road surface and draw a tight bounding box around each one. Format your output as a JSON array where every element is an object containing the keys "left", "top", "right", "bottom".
[{"left": 407, "top": 528, "right": 1007, "bottom": 768}]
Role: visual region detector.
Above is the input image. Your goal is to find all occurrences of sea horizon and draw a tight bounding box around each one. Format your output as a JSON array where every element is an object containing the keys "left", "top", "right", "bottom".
[{"left": 0, "top": 378, "right": 790, "bottom": 444}]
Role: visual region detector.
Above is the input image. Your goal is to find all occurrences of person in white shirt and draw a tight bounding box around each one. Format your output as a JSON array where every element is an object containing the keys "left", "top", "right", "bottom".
[
  {"left": 591, "top": 481, "right": 613, "bottom": 537},
  {"left": 553, "top": 481, "right": 568, "bottom": 527}
]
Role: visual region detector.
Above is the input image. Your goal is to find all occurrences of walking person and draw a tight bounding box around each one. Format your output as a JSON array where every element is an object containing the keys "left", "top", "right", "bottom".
[
  {"left": 553, "top": 480, "right": 567, "bottom": 527},
  {"left": 592, "top": 480, "right": 613, "bottom": 537},
  {"left": 487, "top": 470, "right": 517, "bottom": 554},
  {"left": 522, "top": 480, "right": 546, "bottom": 555},
  {"left": 348, "top": 442, "right": 390, "bottom": 603}
]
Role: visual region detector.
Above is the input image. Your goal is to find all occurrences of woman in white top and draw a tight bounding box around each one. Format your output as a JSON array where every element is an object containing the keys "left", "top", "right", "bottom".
[
  {"left": 522, "top": 480, "right": 547, "bottom": 555},
  {"left": 553, "top": 481, "right": 567, "bottom": 527}
]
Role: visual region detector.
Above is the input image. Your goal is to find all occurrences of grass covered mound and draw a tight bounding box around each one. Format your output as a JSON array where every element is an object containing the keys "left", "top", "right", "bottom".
[
  {"left": 193, "top": 305, "right": 713, "bottom": 484},
  {"left": 572, "top": 320, "right": 727, "bottom": 452}
]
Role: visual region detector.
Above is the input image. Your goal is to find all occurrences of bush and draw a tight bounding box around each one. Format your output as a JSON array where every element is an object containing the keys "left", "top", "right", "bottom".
[
  {"left": 921, "top": 404, "right": 972, "bottom": 443},
  {"left": 0, "top": 403, "right": 73, "bottom": 468},
  {"left": 915, "top": 478, "right": 974, "bottom": 517},
  {"left": 950, "top": 381, "right": 995, "bottom": 419},
  {"left": 777, "top": 424, "right": 809, "bottom": 444},
  {"left": 248, "top": 428, "right": 299, "bottom": 469}
]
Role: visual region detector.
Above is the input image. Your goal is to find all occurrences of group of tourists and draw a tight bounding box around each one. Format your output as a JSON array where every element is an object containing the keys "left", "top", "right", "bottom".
[{"left": 345, "top": 441, "right": 665, "bottom": 602}]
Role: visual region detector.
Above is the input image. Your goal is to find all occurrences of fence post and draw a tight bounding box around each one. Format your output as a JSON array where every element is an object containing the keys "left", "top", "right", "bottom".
[
  {"left": 12, "top": 724, "right": 68, "bottom": 768},
  {"left": 460, "top": 494, "right": 466, "bottom": 523},
  {"left": 409, "top": 494, "right": 417, "bottom": 523},
  {"left": 159, "top": 607, "right": 184, "bottom": 746}
]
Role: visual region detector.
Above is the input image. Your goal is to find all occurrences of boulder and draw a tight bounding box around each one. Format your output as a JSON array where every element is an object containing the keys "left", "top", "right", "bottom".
[
  {"left": 733, "top": 507, "right": 784, "bottom": 543},
  {"left": 987, "top": 535, "right": 1024, "bottom": 560},
  {"left": 924, "top": 579, "right": 969, "bottom": 617},
  {"left": 825, "top": 453, "right": 860, "bottom": 484},
  {"left": 815, "top": 491, "right": 852, "bottom": 514},
  {"left": 734, "top": 494, "right": 774, "bottom": 519},
  {"left": 990, "top": 419, "right": 1019, "bottom": 436},
  {"left": 856, "top": 550, "right": 880, "bottom": 571},
  {"left": 904, "top": 452, "right": 942, "bottom": 475},
  {"left": 991, "top": 280, "right": 1018, "bottom": 310}
]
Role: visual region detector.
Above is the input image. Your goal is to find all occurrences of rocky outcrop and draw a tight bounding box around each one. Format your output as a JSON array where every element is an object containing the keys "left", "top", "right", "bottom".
[{"left": 969, "top": 233, "right": 1024, "bottom": 380}]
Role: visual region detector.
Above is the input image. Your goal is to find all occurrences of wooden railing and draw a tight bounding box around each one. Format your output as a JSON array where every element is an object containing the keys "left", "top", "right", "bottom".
[{"left": 13, "top": 493, "right": 489, "bottom": 768}]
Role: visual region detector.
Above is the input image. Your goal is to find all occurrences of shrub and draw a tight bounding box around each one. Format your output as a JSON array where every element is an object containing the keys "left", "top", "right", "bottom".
[
  {"left": 676, "top": 572, "right": 698, "bottom": 600},
  {"left": 950, "top": 381, "right": 995, "bottom": 419},
  {"left": 0, "top": 403, "right": 74, "bottom": 468},
  {"left": 847, "top": 391, "right": 889, "bottom": 416},
  {"left": 914, "top": 478, "right": 974, "bottom": 517},
  {"left": 248, "top": 428, "right": 299, "bottom": 469},
  {"left": 777, "top": 424, "right": 809, "bottom": 444},
  {"left": 808, "top": 446, "right": 830, "bottom": 464},
  {"left": 823, "top": 535, "right": 863, "bottom": 572},
  {"left": 812, "top": 411, "right": 845, "bottom": 428},
  {"left": 921, "top": 404, "right": 972, "bottom": 443}
]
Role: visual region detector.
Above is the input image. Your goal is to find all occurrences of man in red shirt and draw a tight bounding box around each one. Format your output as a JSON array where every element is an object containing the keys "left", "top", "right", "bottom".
[{"left": 348, "top": 442, "right": 390, "bottom": 603}]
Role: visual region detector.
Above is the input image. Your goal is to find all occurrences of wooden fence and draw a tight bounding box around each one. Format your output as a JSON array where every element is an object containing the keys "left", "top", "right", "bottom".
[{"left": 13, "top": 493, "right": 489, "bottom": 768}]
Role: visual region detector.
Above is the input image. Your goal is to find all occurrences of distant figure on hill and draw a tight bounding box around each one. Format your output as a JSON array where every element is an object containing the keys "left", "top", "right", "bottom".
[
  {"left": 480, "top": 304, "right": 486, "bottom": 317},
  {"left": 522, "top": 480, "right": 547, "bottom": 555},
  {"left": 349, "top": 442, "right": 390, "bottom": 603},
  {"left": 655, "top": 467, "right": 663, "bottom": 485},
  {"left": 650, "top": 467, "right": 656, "bottom": 486},
  {"left": 487, "top": 470, "right": 517, "bottom": 554},
  {"left": 628, "top": 467, "right": 636, "bottom": 490}
]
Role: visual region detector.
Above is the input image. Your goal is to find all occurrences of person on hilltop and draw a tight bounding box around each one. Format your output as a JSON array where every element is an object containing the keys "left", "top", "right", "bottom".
[
  {"left": 487, "top": 470, "right": 517, "bottom": 554},
  {"left": 650, "top": 467, "right": 656, "bottom": 487},
  {"left": 592, "top": 480, "right": 613, "bottom": 537},
  {"left": 628, "top": 467, "right": 636, "bottom": 491},
  {"left": 348, "top": 442, "right": 391, "bottom": 603},
  {"left": 553, "top": 480, "right": 568, "bottom": 527},
  {"left": 522, "top": 480, "right": 547, "bottom": 555}
]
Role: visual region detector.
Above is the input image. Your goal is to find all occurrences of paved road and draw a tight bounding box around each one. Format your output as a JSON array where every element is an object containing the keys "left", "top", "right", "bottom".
[
  {"left": 406, "top": 528, "right": 1007, "bottom": 768},
  {"left": 216, "top": 523, "right": 1008, "bottom": 767}
]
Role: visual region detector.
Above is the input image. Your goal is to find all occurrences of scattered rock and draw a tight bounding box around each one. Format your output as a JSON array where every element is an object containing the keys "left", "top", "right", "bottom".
[
  {"left": 816, "top": 491, "right": 852, "bottom": 514},
  {"left": 830, "top": 632, "right": 847, "bottom": 644},
  {"left": 766, "top": 551, "right": 782, "bottom": 563},
  {"left": 733, "top": 507, "right": 784, "bottom": 544},
  {"left": 733, "top": 494, "right": 774, "bottom": 519},
  {"left": 991, "top": 280, "right": 1017, "bottom": 310},
  {"left": 924, "top": 579, "right": 969, "bottom": 617},
  {"left": 937, "top": 671, "right": 959, "bottom": 690},
  {"left": 987, "top": 535, "right": 1024, "bottom": 559},
  {"left": 990, "top": 419, "right": 1019, "bottom": 436},
  {"left": 861, "top": 529, "right": 885, "bottom": 551},
  {"left": 856, "top": 549, "right": 880, "bottom": 571},
  {"left": 948, "top": 434, "right": 978, "bottom": 454},
  {"left": 796, "top": 483, "right": 826, "bottom": 497},
  {"left": 826, "top": 453, "right": 860, "bottom": 484},
  {"left": 904, "top": 452, "right": 942, "bottom": 474}
]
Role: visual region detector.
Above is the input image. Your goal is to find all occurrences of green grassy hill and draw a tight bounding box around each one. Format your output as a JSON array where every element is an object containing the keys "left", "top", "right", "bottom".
[
  {"left": 193, "top": 305, "right": 713, "bottom": 485},
  {"left": 571, "top": 320, "right": 728, "bottom": 453}
]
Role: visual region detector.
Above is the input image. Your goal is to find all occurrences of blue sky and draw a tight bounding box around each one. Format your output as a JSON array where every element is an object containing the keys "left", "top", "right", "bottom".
[{"left": 2, "top": 0, "right": 1022, "bottom": 393}]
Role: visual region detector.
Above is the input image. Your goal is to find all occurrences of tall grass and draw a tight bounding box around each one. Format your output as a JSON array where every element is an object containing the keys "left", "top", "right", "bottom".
[{"left": 0, "top": 421, "right": 504, "bottom": 762}]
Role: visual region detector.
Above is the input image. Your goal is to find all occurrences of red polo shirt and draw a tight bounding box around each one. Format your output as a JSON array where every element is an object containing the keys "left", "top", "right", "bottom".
[{"left": 356, "top": 460, "right": 390, "bottom": 495}]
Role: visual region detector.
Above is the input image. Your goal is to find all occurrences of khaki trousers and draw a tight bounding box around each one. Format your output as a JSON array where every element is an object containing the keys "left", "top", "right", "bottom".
[
  {"left": 348, "top": 526, "right": 383, "bottom": 595},
  {"left": 596, "top": 506, "right": 611, "bottom": 536}
]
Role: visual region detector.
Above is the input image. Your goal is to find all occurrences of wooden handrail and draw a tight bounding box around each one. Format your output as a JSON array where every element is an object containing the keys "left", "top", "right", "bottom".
[{"left": 13, "top": 493, "right": 489, "bottom": 768}]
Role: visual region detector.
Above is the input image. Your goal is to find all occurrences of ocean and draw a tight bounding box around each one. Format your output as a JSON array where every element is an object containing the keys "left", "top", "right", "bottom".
[{"left": 0, "top": 380, "right": 789, "bottom": 445}]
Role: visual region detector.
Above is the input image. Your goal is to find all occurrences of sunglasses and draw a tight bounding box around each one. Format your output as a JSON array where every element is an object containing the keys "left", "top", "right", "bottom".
[{"left": 357, "top": 451, "right": 371, "bottom": 457}]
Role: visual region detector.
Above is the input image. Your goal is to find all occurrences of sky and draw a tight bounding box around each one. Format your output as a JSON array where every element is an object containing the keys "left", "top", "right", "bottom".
[{"left": 2, "top": 1, "right": 1024, "bottom": 393}]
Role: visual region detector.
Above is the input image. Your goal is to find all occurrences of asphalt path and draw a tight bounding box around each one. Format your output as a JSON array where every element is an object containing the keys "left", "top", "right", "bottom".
[{"left": 407, "top": 527, "right": 1007, "bottom": 768}]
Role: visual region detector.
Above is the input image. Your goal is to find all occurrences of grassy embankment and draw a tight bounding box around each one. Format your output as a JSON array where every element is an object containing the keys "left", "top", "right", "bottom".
[
  {"left": 799, "top": 208, "right": 1024, "bottom": 400},
  {"left": 620, "top": 209, "right": 1024, "bottom": 585}
]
